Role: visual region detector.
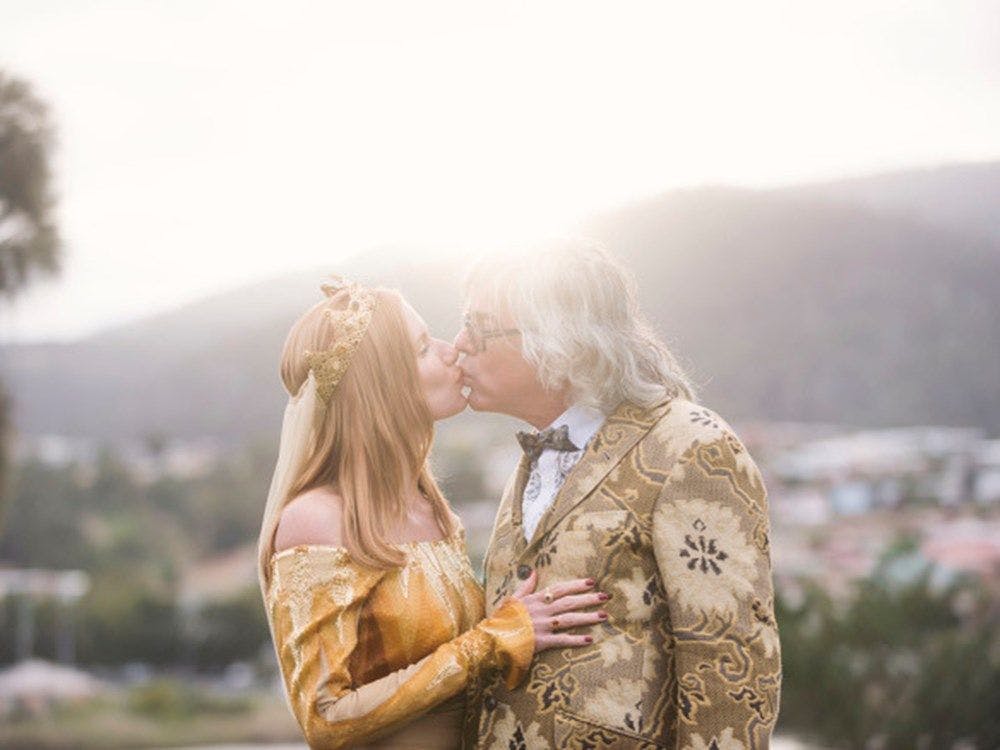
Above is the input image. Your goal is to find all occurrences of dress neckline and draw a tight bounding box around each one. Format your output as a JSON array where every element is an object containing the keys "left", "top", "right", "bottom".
[{"left": 270, "top": 526, "right": 464, "bottom": 565}]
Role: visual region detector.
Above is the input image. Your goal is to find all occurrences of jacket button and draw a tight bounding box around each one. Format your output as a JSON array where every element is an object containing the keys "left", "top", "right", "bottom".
[{"left": 516, "top": 564, "right": 532, "bottom": 580}]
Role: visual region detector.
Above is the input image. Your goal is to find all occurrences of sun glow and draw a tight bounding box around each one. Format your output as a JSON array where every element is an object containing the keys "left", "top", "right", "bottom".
[{"left": 1, "top": 1, "right": 998, "bottom": 340}]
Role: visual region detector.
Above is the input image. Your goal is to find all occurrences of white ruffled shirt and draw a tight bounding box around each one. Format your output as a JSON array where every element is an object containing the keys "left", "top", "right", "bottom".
[{"left": 520, "top": 403, "right": 607, "bottom": 543}]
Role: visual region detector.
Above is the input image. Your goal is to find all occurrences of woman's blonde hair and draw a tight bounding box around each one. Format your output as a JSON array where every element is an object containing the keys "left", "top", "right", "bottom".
[
  {"left": 269, "top": 287, "right": 455, "bottom": 570},
  {"left": 465, "top": 238, "right": 697, "bottom": 413}
]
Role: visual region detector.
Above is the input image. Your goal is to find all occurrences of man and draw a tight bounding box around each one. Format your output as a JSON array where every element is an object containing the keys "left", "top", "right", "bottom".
[{"left": 455, "top": 239, "right": 781, "bottom": 750}]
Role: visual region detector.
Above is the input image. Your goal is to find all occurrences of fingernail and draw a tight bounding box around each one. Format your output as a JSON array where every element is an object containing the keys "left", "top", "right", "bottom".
[
  {"left": 598, "top": 611, "right": 608, "bottom": 619},
  {"left": 598, "top": 593, "right": 610, "bottom": 601},
  {"left": 584, "top": 636, "right": 593, "bottom": 643},
  {"left": 585, "top": 578, "right": 595, "bottom": 586}
]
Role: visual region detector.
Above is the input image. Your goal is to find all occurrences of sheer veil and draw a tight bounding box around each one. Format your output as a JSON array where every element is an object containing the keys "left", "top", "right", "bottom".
[{"left": 257, "top": 370, "right": 320, "bottom": 597}]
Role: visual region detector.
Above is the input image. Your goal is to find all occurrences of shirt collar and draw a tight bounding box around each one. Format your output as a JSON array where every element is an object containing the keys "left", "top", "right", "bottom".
[{"left": 546, "top": 403, "right": 606, "bottom": 451}]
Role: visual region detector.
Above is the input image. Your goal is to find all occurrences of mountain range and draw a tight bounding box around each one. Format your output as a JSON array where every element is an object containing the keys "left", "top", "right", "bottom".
[{"left": 2, "top": 161, "right": 998, "bottom": 442}]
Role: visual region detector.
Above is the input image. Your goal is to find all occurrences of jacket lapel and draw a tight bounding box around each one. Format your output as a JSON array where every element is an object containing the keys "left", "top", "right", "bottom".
[
  {"left": 505, "top": 453, "right": 532, "bottom": 558},
  {"left": 520, "top": 397, "right": 675, "bottom": 557}
]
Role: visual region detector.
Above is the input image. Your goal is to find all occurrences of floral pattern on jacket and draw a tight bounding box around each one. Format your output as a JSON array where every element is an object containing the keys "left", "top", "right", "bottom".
[{"left": 465, "top": 397, "right": 781, "bottom": 750}]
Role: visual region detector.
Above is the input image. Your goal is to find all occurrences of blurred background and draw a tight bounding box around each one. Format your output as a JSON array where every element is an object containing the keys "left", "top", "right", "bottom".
[{"left": 1, "top": 2, "right": 999, "bottom": 748}]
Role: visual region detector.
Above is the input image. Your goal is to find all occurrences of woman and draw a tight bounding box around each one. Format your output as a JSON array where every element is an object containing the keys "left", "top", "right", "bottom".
[{"left": 258, "top": 277, "right": 608, "bottom": 749}]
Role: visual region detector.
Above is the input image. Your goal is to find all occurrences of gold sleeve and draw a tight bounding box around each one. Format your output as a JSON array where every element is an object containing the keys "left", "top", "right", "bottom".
[
  {"left": 651, "top": 435, "right": 782, "bottom": 750},
  {"left": 268, "top": 555, "right": 534, "bottom": 750}
]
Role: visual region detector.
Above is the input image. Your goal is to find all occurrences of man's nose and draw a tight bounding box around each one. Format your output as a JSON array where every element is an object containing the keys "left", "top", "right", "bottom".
[
  {"left": 438, "top": 339, "right": 459, "bottom": 366},
  {"left": 453, "top": 327, "right": 474, "bottom": 355}
]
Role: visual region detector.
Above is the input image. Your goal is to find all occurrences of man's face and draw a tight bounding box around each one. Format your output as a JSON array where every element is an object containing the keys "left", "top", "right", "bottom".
[{"left": 453, "top": 294, "right": 542, "bottom": 417}]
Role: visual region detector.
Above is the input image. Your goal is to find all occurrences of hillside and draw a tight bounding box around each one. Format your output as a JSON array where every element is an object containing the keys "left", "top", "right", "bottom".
[
  {"left": 0, "top": 252, "right": 469, "bottom": 441},
  {"left": 582, "top": 187, "right": 1000, "bottom": 433},
  {"left": 2, "top": 167, "right": 999, "bottom": 441},
  {"left": 788, "top": 161, "right": 1000, "bottom": 245}
]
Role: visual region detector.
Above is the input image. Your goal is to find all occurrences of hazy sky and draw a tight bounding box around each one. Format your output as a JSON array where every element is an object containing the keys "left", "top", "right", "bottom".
[{"left": 1, "top": 0, "right": 998, "bottom": 341}]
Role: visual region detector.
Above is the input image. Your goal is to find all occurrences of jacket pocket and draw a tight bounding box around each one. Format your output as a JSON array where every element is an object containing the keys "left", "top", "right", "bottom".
[{"left": 553, "top": 708, "right": 667, "bottom": 749}]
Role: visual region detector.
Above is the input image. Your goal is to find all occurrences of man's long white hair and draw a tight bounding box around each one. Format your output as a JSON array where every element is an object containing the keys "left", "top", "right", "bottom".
[{"left": 465, "top": 238, "right": 697, "bottom": 413}]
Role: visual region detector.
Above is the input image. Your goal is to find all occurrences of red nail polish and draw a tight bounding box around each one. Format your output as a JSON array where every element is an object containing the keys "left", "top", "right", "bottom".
[
  {"left": 598, "top": 611, "right": 608, "bottom": 619},
  {"left": 584, "top": 636, "right": 593, "bottom": 643},
  {"left": 598, "top": 593, "right": 609, "bottom": 601},
  {"left": 585, "top": 578, "right": 595, "bottom": 586}
]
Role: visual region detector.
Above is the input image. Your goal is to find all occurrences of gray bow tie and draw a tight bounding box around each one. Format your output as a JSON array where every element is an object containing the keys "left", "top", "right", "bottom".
[{"left": 516, "top": 424, "right": 579, "bottom": 463}]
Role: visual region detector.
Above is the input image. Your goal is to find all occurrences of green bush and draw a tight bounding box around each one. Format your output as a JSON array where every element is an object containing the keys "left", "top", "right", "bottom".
[
  {"left": 127, "top": 678, "right": 251, "bottom": 719},
  {"left": 776, "top": 548, "right": 1000, "bottom": 749},
  {"left": 76, "top": 577, "right": 182, "bottom": 665},
  {"left": 189, "top": 587, "right": 270, "bottom": 669}
]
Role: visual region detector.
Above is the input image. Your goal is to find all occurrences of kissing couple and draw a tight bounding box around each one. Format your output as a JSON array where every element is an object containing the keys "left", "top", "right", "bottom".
[{"left": 257, "top": 238, "right": 781, "bottom": 749}]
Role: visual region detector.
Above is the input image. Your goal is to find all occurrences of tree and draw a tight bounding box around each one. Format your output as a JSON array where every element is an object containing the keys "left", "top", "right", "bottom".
[
  {"left": 0, "top": 72, "right": 60, "bottom": 296},
  {"left": 776, "top": 543, "right": 1000, "bottom": 749},
  {"left": 0, "top": 70, "right": 61, "bottom": 519}
]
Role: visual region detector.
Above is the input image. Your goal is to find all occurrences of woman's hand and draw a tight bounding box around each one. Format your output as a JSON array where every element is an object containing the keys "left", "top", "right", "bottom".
[{"left": 510, "top": 568, "right": 609, "bottom": 653}]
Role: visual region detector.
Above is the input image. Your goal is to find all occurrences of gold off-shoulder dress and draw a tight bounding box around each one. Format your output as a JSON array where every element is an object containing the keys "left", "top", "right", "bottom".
[{"left": 264, "top": 524, "right": 534, "bottom": 750}]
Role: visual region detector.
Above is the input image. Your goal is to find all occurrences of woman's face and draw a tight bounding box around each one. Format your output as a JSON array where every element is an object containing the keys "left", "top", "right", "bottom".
[{"left": 400, "top": 298, "right": 467, "bottom": 420}]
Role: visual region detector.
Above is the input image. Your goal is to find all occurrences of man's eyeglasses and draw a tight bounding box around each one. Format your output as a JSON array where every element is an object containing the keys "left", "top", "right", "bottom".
[{"left": 462, "top": 312, "right": 521, "bottom": 353}]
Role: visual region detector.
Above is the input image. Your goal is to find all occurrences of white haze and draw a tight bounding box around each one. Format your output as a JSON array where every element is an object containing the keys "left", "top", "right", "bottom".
[{"left": 1, "top": 0, "right": 998, "bottom": 341}]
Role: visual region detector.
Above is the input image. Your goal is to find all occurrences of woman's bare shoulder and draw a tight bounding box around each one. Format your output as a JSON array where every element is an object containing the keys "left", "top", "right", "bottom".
[{"left": 273, "top": 486, "right": 345, "bottom": 553}]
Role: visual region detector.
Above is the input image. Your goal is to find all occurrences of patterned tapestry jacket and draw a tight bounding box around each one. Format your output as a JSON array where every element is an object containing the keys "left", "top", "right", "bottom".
[{"left": 464, "top": 396, "right": 781, "bottom": 750}]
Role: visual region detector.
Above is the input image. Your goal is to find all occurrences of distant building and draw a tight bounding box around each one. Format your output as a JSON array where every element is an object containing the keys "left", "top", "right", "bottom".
[
  {"left": 11, "top": 434, "right": 97, "bottom": 467},
  {"left": 973, "top": 439, "right": 1000, "bottom": 505},
  {"left": 767, "top": 426, "right": 986, "bottom": 517},
  {"left": 11, "top": 433, "right": 226, "bottom": 484},
  {"left": 0, "top": 569, "right": 90, "bottom": 663},
  {"left": 828, "top": 480, "right": 875, "bottom": 516},
  {"left": 770, "top": 487, "right": 830, "bottom": 526},
  {"left": 921, "top": 518, "right": 1000, "bottom": 578},
  {"left": 0, "top": 659, "right": 105, "bottom": 717}
]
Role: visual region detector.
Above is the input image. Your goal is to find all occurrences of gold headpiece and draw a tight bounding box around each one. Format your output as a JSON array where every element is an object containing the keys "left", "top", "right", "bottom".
[{"left": 304, "top": 276, "right": 377, "bottom": 403}]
